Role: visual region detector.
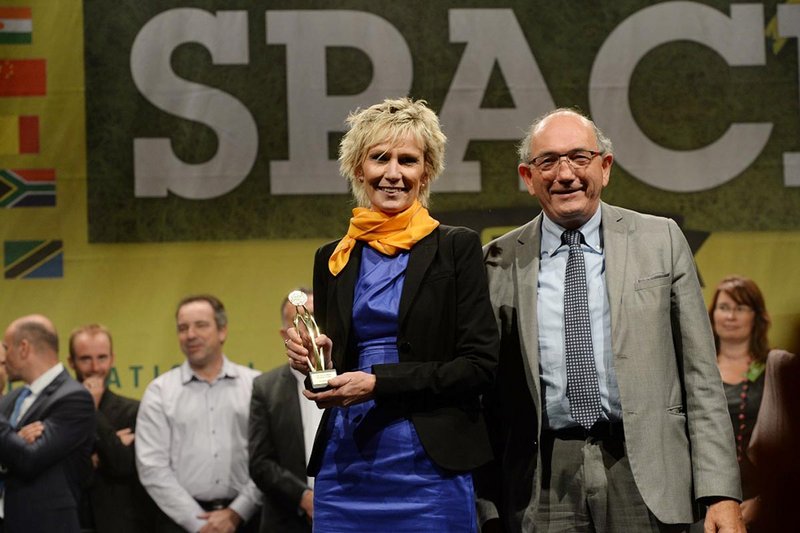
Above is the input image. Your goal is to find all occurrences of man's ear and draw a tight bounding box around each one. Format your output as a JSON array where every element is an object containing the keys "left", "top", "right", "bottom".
[
  {"left": 18, "top": 339, "right": 31, "bottom": 359},
  {"left": 518, "top": 163, "right": 537, "bottom": 197}
]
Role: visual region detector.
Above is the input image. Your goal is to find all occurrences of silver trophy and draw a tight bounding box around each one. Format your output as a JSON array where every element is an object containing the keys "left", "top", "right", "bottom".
[{"left": 288, "top": 290, "right": 337, "bottom": 391}]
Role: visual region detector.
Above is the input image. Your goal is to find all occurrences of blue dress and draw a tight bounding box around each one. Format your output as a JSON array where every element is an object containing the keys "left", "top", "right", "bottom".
[{"left": 313, "top": 247, "right": 477, "bottom": 532}]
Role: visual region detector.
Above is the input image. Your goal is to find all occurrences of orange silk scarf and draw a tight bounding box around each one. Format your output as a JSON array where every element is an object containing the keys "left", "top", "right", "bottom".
[{"left": 328, "top": 200, "right": 439, "bottom": 276}]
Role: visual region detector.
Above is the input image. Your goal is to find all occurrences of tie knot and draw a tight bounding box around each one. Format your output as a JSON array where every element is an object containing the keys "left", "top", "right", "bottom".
[
  {"left": 561, "top": 230, "right": 583, "bottom": 246},
  {"left": 18, "top": 387, "right": 32, "bottom": 400}
]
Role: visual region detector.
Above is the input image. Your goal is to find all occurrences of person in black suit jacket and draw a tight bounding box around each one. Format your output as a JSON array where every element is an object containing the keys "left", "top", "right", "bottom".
[
  {"left": 68, "top": 324, "right": 157, "bottom": 533},
  {"left": 285, "top": 97, "right": 499, "bottom": 531},
  {"left": 0, "top": 314, "right": 95, "bottom": 533},
  {"left": 248, "top": 289, "right": 322, "bottom": 533}
]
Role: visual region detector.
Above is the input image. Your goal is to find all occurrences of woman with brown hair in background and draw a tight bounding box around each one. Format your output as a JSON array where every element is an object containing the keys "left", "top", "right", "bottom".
[{"left": 709, "top": 275, "right": 794, "bottom": 530}]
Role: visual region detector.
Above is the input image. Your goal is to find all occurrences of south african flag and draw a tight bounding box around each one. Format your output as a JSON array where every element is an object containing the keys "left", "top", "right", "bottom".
[{"left": 0, "top": 168, "right": 55, "bottom": 207}]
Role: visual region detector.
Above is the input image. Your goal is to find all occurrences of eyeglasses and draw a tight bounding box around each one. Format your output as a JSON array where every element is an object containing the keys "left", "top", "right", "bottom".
[
  {"left": 528, "top": 149, "right": 602, "bottom": 173},
  {"left": 714, "top": 303, "right": 754, "bottom": 315}
]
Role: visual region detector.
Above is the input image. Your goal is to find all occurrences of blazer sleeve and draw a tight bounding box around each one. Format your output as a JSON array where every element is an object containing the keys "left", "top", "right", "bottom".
[
  {"left": 668, "top": 219, "right": 741, "bottom": 501},
  {"left": 94, "top": 395, "right": 138, "bottom": 478},
  {"left": 248, "top": 376, "right": 309, "bottom": 507},
  {"left": 372, "top": 228, "right": 499, "bottom": 401},
  {"left": 0, "top": 387, "right": 95, "bottom": 479}
]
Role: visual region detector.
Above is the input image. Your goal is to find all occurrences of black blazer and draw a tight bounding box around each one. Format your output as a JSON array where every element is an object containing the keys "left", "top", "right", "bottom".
[
  {"left": 88, "top": 389, "right": 157, "bottom": 533},
  {"left": 249, "top": 364, "right": 312, "bottom": 533},
  {"left": 308, "top": 225, "right": 499, "bottom": 474},
  {"left": 0, "top": 369, "right": 95, "bottom": 533}
]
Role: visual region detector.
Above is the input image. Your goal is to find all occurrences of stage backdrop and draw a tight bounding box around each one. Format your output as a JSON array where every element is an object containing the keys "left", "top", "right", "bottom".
[{"left": 1, "top": 0, "right": 798, "bottom": 397}]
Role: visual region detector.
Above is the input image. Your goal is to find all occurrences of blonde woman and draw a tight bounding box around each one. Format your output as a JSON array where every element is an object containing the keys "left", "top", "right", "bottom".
[{"left": 286, "top": 97, "right": 498, "bottom": 531}]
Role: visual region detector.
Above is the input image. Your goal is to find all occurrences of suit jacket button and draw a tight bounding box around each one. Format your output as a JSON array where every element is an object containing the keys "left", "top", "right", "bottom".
[{"left": 399, "top": 342, "right": 411, "bottom": 353}]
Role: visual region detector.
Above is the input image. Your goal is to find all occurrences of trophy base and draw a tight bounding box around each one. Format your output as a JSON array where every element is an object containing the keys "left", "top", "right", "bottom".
[{"left": 305, "top": 369, "right": 338, "bottom": 392}]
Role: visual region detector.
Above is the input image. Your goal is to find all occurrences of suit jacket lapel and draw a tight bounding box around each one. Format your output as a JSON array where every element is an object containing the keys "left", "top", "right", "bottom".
[
  {"left": 18, "top": 369, "right": 67, "bottom": 426},
  {"left": 515, "top": 216, "right": 543, "bottom": 410},
  {"left": 279, "top": 366, "right": 306, "bottom": 472},
  {"left": 0, "top": 388, "right": 19, "bottom": 418},
  {"left": 398, "top": 229, "right": 438, "bottom": 328},
  {"left": 333, "top": 241, "right": 361, "bottom": 370},
  {"left": 601, "top": 202, "right": 628, "bottom": 344}
]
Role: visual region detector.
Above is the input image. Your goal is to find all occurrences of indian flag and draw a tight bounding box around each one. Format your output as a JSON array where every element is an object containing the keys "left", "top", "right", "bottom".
[{"left": 0, "top": 8, "right": 32, "bottom": 45}]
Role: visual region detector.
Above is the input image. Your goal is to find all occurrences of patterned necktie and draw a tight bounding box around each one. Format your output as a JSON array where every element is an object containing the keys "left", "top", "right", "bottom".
[
  {"left": 10, "top": 387, "right": 32, "bottom": 427},
  {"left": 562, "top": 230, "right": 603, "bottom": 429}
]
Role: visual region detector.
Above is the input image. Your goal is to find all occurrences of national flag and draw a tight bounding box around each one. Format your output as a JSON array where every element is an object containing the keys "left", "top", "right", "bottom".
[
  {"left": 0, "top": 59, "right": 46, "bottom": 96},
  {"left": 0, "top": 115, "right": 39, "bottom": 154},
  {"left": 0, "top": 168, "right": 55, "bottom": 207},
  {"left": 4, "top": 239, "right": 63, "bottom": 279},
  {"left": 0, "top": 8, "right": 32, "bottom": 45}
]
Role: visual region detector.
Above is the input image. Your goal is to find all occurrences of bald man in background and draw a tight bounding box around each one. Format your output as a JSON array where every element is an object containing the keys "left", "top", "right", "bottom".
[{"left": 0, "top": 315, "right": 95, "bottom": 533}]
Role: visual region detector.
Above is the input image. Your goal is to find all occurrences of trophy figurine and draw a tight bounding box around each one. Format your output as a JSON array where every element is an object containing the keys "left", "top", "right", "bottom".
[{"left": 288, "top": 290, "right": 337, "bottom": 391}]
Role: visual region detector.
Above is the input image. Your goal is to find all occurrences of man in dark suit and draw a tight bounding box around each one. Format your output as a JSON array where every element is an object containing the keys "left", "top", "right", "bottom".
[
  {"left": 479, "top": 109, "right": 744, "bottom": 532},
  {"left": 0, "top": 314, "right": 95, "bottom": 533},
  {"left": 249, "top": 288, "right": 322, "bottom": 532},
  {"left": 68, "top": 323, "right": 157, "bottom": 532}
]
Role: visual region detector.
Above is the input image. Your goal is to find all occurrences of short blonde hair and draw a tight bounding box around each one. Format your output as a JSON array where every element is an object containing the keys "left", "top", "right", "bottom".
[{"left": 338, "top": 97, "right": 446, "bottom": 208}]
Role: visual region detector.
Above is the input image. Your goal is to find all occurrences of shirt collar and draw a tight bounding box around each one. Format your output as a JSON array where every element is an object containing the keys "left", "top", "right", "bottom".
[
  {"left": 28, "top": 362, "right": 64, "bottom": 395},
  {"left": 290, "top": 364, "right": 306, "bottom": 384},
  {"left": 540, "top": 206, "right": 603, "bottom": 257},
  {"left": 179, "top": 355, "right": 238, "bottom": 384}
]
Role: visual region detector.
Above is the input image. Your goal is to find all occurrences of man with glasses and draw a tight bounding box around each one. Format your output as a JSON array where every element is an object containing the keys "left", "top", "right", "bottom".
[{"left": 479, "top": 109, "right": 744, "bottom": 532}]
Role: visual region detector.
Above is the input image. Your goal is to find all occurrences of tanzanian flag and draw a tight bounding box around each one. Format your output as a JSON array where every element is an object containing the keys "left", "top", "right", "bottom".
[
  {"left": 0, "top": 8, "right": 32, "bottom": 45},
  {"left": 0, "top": 168, "right": 55, "bottom": 207},
  {"left": 4, "top": 239, "right": 63, "bottom": 279}
]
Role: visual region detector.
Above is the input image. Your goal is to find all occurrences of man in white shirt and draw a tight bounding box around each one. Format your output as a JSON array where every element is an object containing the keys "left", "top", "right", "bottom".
[
  {"left": 0, "top": 314, "right": 95, "bottom": 533},
  {"left": 249, "top": 288, "right": 323, "bottom": 532},
  {"left": 136, "top": 295, "right": 261, "bottom": 533}
]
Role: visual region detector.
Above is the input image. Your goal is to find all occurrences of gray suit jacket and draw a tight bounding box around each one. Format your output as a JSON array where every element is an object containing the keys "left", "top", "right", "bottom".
[{"left": 480, "top": 202, "right": 740, "bottom": 530}]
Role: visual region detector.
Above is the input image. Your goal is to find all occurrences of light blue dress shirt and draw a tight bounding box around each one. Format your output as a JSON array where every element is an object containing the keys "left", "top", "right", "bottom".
[{"left": 537, "top": 208, "right": 622, "bottom": 429}]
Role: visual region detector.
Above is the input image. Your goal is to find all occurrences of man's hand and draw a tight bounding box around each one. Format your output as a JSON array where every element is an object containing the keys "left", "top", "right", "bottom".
[
  {"left": 17, "top": 421, "right": 44, "bottom": 444},
  {"left": 300, "top": 489, "right": 314, "bottom": 522},
  {"left": 739, "top": 497, "right": 759, "bottom": 527},
  {"left": 116, "top": 427, "right": 135, "bottom": 446},
  {"left": 704, "top": 499, "right": 746, "bottom": 533},
  {"left": 82, "top": 375, "right": 105, "bottom": 409},
  {"left": 198, "top": 508, "right": 242, "bottom": 533}
]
